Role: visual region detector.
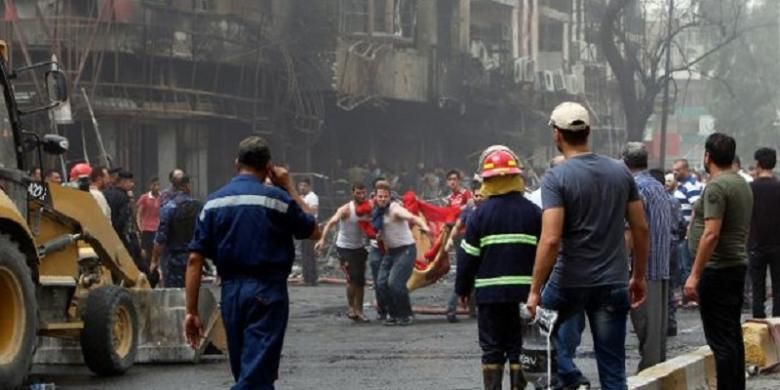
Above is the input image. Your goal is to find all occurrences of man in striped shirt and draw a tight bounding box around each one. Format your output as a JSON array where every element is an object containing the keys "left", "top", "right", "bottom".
[
  {"left": 624, "top": 143, "right": 672, "bottom": 372},
  {"left": 672, "top": 159, "right": 703, "bottom": 292}
]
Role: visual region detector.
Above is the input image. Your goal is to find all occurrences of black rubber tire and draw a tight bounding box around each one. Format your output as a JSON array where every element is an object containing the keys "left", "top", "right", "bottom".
[
  {"left": 0, "top": 235, "right": 37, "bottom": 390},
  {"left": 80, "top": 285, "right": 138, "bottom": 376}
]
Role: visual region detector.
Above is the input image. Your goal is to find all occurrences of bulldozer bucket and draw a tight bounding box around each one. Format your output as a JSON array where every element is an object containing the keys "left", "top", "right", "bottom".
[
  {"left": 33, "top": 284, "right": 225, "bottom": 365},
  {"left": 132, "top": 284, "right": 225, "bottom": 363}
]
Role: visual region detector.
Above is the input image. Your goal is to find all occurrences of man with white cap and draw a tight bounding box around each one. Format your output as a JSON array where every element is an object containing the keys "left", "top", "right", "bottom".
[{"left": 526, "top": 102, "right": 650, "bottom": 390}]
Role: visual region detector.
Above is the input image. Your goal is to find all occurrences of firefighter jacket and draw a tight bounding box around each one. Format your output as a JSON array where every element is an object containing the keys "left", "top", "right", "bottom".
[{"left": 455, "top": 192, "right": 542, "bottom": 304}]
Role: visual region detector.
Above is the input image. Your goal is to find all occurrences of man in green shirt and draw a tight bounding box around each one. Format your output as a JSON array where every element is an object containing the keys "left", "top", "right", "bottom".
[{"left": 684, "top": 132, "right": 753, "bottom": 390}]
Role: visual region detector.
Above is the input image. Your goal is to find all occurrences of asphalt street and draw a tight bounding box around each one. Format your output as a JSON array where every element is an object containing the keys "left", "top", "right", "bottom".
[{"left": 29, "top": 282, "right": 780, "bottom": 389}]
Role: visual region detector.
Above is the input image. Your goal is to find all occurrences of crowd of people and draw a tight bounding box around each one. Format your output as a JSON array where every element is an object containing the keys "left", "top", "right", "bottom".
[
  {"left": 29, "top": 100, "right": 775, "bottom": 390},
  {"left": 336, "top": 161, "right": 477, "bottom": 203},
  {"left": 296, "top": 102, "right": 765, "bottom": 390}
]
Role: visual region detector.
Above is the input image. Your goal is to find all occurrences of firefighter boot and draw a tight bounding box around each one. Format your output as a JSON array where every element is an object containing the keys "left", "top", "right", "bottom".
[
  {"left": 482, "top": 364, "right": 504, "bottom": 390},
  {"left": 509, "top": 363, "right": 528, "bottom": 390}
]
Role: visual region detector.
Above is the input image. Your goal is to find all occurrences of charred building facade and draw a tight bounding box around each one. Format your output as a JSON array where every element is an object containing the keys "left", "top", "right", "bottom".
[{"left": 2, "top": 0, "right": 617, "bottom": 196}]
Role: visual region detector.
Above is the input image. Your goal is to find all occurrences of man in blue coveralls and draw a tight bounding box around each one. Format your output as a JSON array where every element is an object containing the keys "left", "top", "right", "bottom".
[{"left": 183, "top": 136, "right": 322, "bottom": 390}]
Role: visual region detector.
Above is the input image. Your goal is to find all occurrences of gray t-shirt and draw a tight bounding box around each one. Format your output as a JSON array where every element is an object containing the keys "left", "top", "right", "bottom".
[{"left": 542, "top": 153, "right": 640, "bottom": 288}]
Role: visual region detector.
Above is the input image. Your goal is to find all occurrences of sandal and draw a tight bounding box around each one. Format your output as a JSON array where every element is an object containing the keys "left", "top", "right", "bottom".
[{"left": 354, "top": 313, "right": 370, "bottom": 323}]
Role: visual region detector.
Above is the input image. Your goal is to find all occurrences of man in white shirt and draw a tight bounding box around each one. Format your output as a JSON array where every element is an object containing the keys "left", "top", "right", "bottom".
[
  {"left": 299, "top": 178, "right": 319, "bottom": 219},
  {"left": 734, "top": 156, "right": 754, "bottom": 183},
  {"left": 528, "top": 155, "right": 565, "bottom": 208},
  {"left": 298, "top": 177, "right": 319, "bottom": 285},
  {"left": 89, "top": 165, "right": 112, "bottom": 221}
]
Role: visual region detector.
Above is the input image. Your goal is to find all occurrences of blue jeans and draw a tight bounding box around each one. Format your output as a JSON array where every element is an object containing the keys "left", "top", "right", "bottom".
[
  {"left": 377, "top": 244, "right": 416, "bottom": 319},
  {"left": 542, "top": 282, "right": 631, "bottom": 390},
  {"left": 554, "top": 310, "right": 586, "bottom": 386},
  {"left": 368, "top": 246, "right": 389, "bottom": 316},
  {"left": 221, "top": 279, "right": 289, "bottom": 390},
  {"left": 678, "top": 240, "right": 693, "bottom": 285}
]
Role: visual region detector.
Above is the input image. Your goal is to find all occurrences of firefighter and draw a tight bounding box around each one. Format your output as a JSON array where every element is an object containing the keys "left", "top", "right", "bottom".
[{"left": 456, "top": 145, "right": 542, "bottom": 390}]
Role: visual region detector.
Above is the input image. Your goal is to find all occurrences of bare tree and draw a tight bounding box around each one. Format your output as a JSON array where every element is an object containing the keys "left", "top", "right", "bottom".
[{"left": 599, "top": 0, "right": 746, "bottom": 141}]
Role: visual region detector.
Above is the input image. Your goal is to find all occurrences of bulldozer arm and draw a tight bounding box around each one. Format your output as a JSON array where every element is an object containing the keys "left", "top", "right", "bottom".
[
  {"left": 41, "top": 185, "right": 143, "bottom": 286},
  {"left": 32, "top": 185, "right": 225, "bottom": 368}
]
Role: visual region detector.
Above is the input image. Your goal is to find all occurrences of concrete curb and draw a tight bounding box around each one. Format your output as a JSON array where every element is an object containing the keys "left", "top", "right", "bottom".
[{"left": 628, "top": 346, "right": 715, "bottom": 390}]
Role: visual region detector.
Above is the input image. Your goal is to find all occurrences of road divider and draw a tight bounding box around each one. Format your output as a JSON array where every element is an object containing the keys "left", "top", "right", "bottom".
[{"left": 628, "top": 346, "right": 715, "bottom": 390}]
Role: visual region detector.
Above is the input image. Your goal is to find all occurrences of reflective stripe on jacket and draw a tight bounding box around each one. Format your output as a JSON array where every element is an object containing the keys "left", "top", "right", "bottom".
[{"left": 455, "top": 192, "right": 542, "bottom": 304}]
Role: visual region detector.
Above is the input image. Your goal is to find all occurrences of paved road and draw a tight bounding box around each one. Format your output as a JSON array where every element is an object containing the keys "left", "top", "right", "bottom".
[{"left": 29, "top": 283, "right": 780, "bottom": 389}]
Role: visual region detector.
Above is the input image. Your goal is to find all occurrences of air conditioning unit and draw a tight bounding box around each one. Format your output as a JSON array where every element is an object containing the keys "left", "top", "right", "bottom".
[
  {"left": 565, "top": 74, "right": 580, "bottom": 95},
  {"left": 513, "top": 57, "right": 535, "bottom": 83},
  {"left": 524, "top": 59, "right": 536, "bottom": 81},
  {"left": 544, "top": 71, "right": 555, "bottom": 92},
  {"left": 513, "top": 59, "right": 524, "bottom": 83},
  {"left": 553, "top": 70, "right": 566, "bottom": 91}
]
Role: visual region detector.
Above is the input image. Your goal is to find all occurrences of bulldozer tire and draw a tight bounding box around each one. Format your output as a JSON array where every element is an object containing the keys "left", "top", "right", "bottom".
[
  {"left": 0, "top": 235, "right": 37, "bottom": 390},
  {"left": 80, "top": 285, "right": 138, "bottom": 376}
]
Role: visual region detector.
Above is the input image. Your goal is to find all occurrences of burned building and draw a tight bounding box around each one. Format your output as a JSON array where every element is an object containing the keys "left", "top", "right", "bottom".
[
  {"left": 293, "top": 0, "right": 618, "bottom": 182},
  {"left": 1, "top": 0, "right": 309, "bottom": 197},
  {"left": 2, "top": 0, "right": 616, "bottom": 197}
]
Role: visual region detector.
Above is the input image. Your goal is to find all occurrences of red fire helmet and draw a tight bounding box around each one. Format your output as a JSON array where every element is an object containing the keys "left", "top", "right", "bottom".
[{"left": 481, "top": 148, "right": 522, "bottom": 178}]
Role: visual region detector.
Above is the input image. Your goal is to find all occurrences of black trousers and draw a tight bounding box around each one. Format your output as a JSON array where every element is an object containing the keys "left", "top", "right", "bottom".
[
  {"left": 300, "top": 240, "right": 318, "bottom": 285},
  {"left": 141, "top": 231, "right": 156, "bottom": 259},
  {"left": 478, "top": 303, "right": 523, "bottom": 365},
  {"left": 698, "top": 266, "right": 746, "bottom": 390},
  {"left": 749, "top": 250, "right": 780, "bottom": 318}
]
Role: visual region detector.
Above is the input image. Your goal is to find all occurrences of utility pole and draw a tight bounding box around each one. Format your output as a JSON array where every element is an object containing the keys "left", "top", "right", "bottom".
[{"left": 659, "top": 0, "right": 674, "bottom": 170}]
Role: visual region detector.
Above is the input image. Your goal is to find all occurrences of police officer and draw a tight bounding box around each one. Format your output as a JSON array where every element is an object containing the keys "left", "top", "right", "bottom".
[
  {"left": 184, "top": 136, "right": 321, "bottom": 390},
  {"left": 150, "top": 175, "right": 201, "bottom": 287},
  {"left": 456, "top": 145, "right": 542, "bottom": 390}
]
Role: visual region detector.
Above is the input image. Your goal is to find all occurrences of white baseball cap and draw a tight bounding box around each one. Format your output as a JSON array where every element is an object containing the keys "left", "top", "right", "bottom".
[{"left": 549, "top": 102, "right": 590, "bottom": 131}]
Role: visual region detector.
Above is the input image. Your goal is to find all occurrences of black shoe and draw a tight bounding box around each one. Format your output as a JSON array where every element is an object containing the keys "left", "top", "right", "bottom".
[
  {"left": 554, "top": 375, "right": 591, "bottom": 390},
  {"left": 398, "top": 317, "right": 414, "bottom": 326},
  {"left": 446, "top": 312, "right": 459, "bottom": 323},
  {"left": 383, "top": 318, "right": 398, "bottom": 326},
  {"left": 667, "top": 327, "right": 678, "bottom": 337},
  {"left": 572, "top": 376, "right": 591, "bottom": 389}
]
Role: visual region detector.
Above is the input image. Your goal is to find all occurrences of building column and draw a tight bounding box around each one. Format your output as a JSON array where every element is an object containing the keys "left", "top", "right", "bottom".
[
  {"left": 157, "top": 127, "right": 178, "bottom": 191},
  {"left": 563, "top": 22, "right": 570, "bottom": 66},
  {"left": 531, "top": 0, "right": 539, "bottom": 62},
  {"left": 512, "top": 5, "right": 519, "bottom": 59},
  {"left": 101, "top": 121, "right": 118, "bottom": 168},
  {"left": 457, "top": 0, "right": 470, "bottom": 53},
  {"left": 181, "top": 123, "right": 209, "bottom": 199}
]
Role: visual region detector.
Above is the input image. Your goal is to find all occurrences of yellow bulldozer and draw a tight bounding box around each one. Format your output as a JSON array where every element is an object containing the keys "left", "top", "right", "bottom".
[{"left": 0, "top": 42, "right": 222, "bottom": 390}]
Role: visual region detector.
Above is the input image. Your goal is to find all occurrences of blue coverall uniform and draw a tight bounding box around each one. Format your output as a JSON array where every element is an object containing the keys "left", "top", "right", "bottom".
[{"left": 189, "top": 175, "right": 316, "bottom": 390}]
